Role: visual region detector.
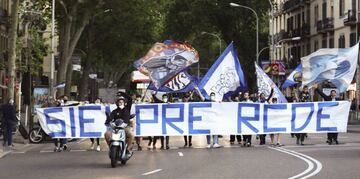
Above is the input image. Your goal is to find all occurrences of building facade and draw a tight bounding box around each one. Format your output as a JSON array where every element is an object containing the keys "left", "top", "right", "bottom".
[
  {"left": 0, "top": 0, "right": 10, "bottom": 103},
  {"left": 270, "top": 0, "right": 358, "bottom": 68}
]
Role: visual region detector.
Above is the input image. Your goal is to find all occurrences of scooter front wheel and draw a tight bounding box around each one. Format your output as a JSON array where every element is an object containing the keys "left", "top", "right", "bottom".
[
  {"left": 29, "top": 128, "right": 44, "bottom": 144},
  {"left": 110, "top": 146, "right": 119, "bottom": 168}
]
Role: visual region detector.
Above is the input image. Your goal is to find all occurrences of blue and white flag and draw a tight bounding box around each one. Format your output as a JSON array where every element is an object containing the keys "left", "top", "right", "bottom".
[
  {"left": 301, "top": 43, "right": 359, "bottom": 92},
  {"left": 198, "top": 42, "right": 247, "bottom": 101},
  {"left": 55, "top": 82, "right": 66, "bottom": 89},
  {"left": 281, "top": 64, "right": 302, "bottom": 89},
  {"left": 255, "top": 63, "right": 287, "bottom": 103},
  {"left": 148, "top": 71, "right": 198, "bottom": 93}
]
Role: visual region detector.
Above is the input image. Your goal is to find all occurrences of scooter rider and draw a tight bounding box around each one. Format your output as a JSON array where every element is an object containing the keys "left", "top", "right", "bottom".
[{"left": 104, "top": 91, "right": 134, "bottom": 156}]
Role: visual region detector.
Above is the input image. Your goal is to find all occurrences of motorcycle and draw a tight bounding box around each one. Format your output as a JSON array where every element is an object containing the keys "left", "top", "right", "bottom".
[{"left": 108, "top": 116, "right": 134, "bottom": 168}]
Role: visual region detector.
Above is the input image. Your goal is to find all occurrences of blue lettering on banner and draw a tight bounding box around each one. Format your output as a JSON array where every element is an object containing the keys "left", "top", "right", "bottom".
[
  {"left": 69, "top": 107, "right": 76, "bottom": 137},
  {"left": 188, "top": 103, "right": 211, "bottom": 135},
  {"left": 162, "top": 104, "right": 184, "bottom": 135},
  {"left": 237, "top": 103, "right": 260, "bottom": 133},
  {"left": 79, "top": 105, "right": 102, "bottom": 137},
  {"left": 291, "top": 103, "right": 314, "bottom": 132},
  {"left": 264, "top": 104, "right": 287, "bottom": 133},
  {"left": 317, "top": 102, "right": 338, "bottom": 132},
  {"left": 44, "top": 108, "right": 66, "bottom": 137},
  {"left": 135, "top": 105, "right": 158, "bottom": 135}
]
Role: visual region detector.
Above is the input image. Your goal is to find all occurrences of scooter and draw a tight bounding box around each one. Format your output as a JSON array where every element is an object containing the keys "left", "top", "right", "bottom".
[{"left": 108, "top": 117, "right": 134, "bottom": 168}]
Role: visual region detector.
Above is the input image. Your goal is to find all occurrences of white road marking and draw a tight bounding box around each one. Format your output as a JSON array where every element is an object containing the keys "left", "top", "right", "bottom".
[
  {"left": 270, "top": 146, "right": 322, "bottom": 179},
  {"left": 11, "top": 151, "right": 25, "bottom": 154},
  {"left": 280, "top": 147, "right": 322, "bottom": 179},
  {"left": 178, "top": 152, "right": 183, "bottom": 156},
  {"left": 269, "top": 147, "right": 314, "bottom": 179},
  {"left": 40, "top": 150, "right": 54, "bottom": 153},
  {"left": 142, "top": 169, "right": 162, "bottom": 176},
  {"left": 70, "top": 149, "right": 87, "bottom": 152}
]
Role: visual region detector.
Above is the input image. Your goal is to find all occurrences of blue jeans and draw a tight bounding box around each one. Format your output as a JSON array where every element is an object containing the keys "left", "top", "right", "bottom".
[
  {"left": 206, "top": 135, "right": 219, "bottom": 145},
  {"left": 54, "top": 138, "right": 67, "bottom": 148}
]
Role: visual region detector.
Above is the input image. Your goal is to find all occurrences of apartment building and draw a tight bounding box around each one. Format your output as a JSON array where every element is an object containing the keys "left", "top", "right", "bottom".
[{"left": 270, "top": 0, "right": 358, "bottom": 68}]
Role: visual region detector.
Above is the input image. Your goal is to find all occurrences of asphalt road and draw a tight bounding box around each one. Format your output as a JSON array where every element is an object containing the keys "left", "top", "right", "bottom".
[{"left": 1, "top": 130, "right": 360, "bottom": 179}]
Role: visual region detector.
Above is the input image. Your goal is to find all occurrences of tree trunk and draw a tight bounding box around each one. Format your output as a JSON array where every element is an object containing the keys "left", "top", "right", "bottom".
[
  {"left": 6, "top": 0, "right": 19, "bottom": 101},
  {"left": 78, "top": 54, "right": 91, "bottom": 100},
  {"left": 65, "top": 61, "right": 73, "bottom": 96}
]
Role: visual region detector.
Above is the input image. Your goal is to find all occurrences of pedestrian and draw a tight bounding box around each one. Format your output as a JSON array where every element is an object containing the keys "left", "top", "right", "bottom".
[
  {"left": 315, "top": 85, "right": 340, "bottom": 145},
  {"left": 230, "top": 92, "right": 242, "bottom": 145},
  {"left": 194, "top": 87, "right": 221, "bottom": 148},
  {"left": 269, "top": 98, "right": 283, "bottom": 146},
  {"left": 295, "top": 86, "right": 311, "bottom": 145},
  {"left": 53, "top": 96, "right": 69, "bottom": 152},
  {"left": 242, "top": 91, "right": 253, "bottom": 147},
  {"left": 152, "top": 94, "right": 170, "bottom": 150},
  {"left": 90, "top": 98, "right": 102, "bottom": 151},
  {"left": 2, "top": 99, "right": 17, "bottom": 149},
  {"left": 183, "top": 93, "right": 193, "bottom": 147},
  {"left": 134, "top": 94, "right": 143, "bottom": 151},
  {"left": 258, "top": 87, "right": 274, "bottom": 145}
]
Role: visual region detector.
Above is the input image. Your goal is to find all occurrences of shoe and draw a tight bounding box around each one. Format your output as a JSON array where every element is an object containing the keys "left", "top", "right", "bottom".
[
  {"left": 63, "top": 145, "right": 68, "bottom": 151},
  {"left": 335, "top": 140, "right": 339, "bottom": 145},
  {"left": 230, "top": 142, "right": 234, "bottom": 145},
  {"left": 213, "top": 143, "right": 221, "bottom": 148},
  {"left": 152, "top": 145, "right": 156, "bottom": 149},
  {"left": 189, "top": 143, "right": 192, "bottom": 147},
  {"left": 137, "top": 145, "right": 142, "bottom": 151},
  {"left": 54, "top": 147, "right": 59, "bottom": 152},
  {"left": 166, "top": 146, "right": 170, "bottom": 150},
  {"left": 58, "top": 147, "right": 63, "bottom": 152},
  {"left": 184, "top": 143, "right": 187, "bottom": 147},
  {"left": 300, "top": 143, "right": 304, "bottom": 146},
  {"left": 96, "top": 145, "right": 101, "bottom": 152},
  {"left": 160, "top": 146, "right": 164, "bottom": 150},
  {"left": 238, "top": 142, "right": 242, "bottom": 145},
  {"left": 276, "top": 143, "right": 283, "bottom": 147},
  {"left": 246, "top": 142, "right": 251, "bottom": 147},
  {"left": 206, "top": 144, "right": 212, "bottom": 148},
  {"left": 90, "top": 142, "right": 95, "bottom": 150}
]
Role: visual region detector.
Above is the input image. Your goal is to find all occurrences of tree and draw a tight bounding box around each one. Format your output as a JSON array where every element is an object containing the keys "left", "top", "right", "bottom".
[
  {"left": 56, "top": 0, "right": 104, "bottom": 96},
  {"left": 6, "top": 0, "right": 20, "bottom": 101}
]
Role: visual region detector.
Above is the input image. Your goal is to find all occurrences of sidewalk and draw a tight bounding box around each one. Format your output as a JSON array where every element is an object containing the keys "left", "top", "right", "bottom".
[{"left": 0, "top": 133, "right": 29, "bottom": 158}]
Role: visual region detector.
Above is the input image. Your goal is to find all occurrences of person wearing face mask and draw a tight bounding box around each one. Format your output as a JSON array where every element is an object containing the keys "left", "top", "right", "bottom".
[
  {"left": 105, "top": 92, "right": 134, "bottom": 156},
  {"left": 242, "top": 92, "right": 253, "bottom": 147},
  {"left": 257, "top": 87, "right": 274, "bottom": 145},
  {"left": 315, "top": 85, "right": 341, "bottom": 145},
  {"left": 151, "top": 94, "right": 170, "bottom": 150},
  {"left": 182, "top": 93, "right": 193, "bottom": 147},
  {"left": 2, "top": 99, "right": 17, "bottom": 148}
]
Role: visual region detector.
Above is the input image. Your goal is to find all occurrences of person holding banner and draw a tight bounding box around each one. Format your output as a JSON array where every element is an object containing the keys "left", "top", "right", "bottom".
[
  {"left": 315, "top": 85, "right": 341, "bottom": 145},
  {"left": 105, "top": 92, "right": 134, "bottom": 155},
  {"left": 269, "top": 98, "right": 283, "bottom": 147},
  {"left": 151, "top": 94, "right": 170, "bottom": 150},
  {"left": 53, "top": 98, "right": 69, "bottom": 152},
  {"left": 230, "top": 92, "right": 242, "bottom": 145},
  {"left": 295, "top": 86, "right": 311, "bottom": 145},
  {"left": 258, "top": 88, "right": 274, "bottom": 145},
  {"left": 183, "top": 93, "right": 193, "bottom": 147},
  {"left": 242, "top": 92, "right": 253, "bottom": 147}
]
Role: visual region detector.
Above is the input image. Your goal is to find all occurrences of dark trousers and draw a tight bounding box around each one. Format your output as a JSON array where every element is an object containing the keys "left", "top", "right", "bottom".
[
  {"left": 184, "top": 136, "right": 192, "bottom": 144},
  {"left": 230, "top": 135, "right": 241, "bottom": 143},
  {"left": 54, "top": 138, "right": 67, "bottom": 148},
  {"left": 327, "top": 133, "right": 338, "bottom": 142},
  {"left": 295, "top": 133, "right": 305, "bottom": 143},
  {"left": 153, "top": 136, "right": 169, "bottom": 147},
  {"left": 243, "top": 135, "right": 252, "bottom": 144},
  {"left": 5, "top": 124, "right": 13, "bottom": 146},
  {"left": 259, "top": 134, "right": 266, "bottom": 145},
  {"left": 90, "top": 138, "right": 100, "bottom": 145}
]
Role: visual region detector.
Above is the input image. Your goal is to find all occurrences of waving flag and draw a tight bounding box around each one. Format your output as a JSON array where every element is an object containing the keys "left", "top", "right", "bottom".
[
  {"left": 255, "top": 63, "right": 287, "bottom": 103},
  {"left": 198, "top": 42, "right": 247, "bottom": 101},
  {"left": 301, "top": 43, "right": 359, "bottom": 92},
  {"left": 281, "top": 64, "right": 302, "bottom": 89},
  {"left": 133, "top": 40, "right": 199, "bottom": 89},
  {"left": 148, "top": 71, "right": 198, "bottom": 93}
]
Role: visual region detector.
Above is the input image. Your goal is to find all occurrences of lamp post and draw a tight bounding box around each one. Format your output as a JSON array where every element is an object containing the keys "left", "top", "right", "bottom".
[
  {"left": 268, "top": 0, "right": 275, "bottom": 62},
  {"left": 230, "top": 2, "right": 259, "bottom": 64},
  {"left": 258, "top": 46, "right": 269, "bottom": 62},
  {"left": 198, "top": 31, "right": 222, "bottom": 78}
]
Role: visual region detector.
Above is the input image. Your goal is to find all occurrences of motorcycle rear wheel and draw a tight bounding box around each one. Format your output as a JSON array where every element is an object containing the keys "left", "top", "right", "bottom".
[
  {"left": 110, "top": 146, "right": 119, "bottom": 168},
  {"left": 29, "top": 128, "right": 44, "bottom": 144}
]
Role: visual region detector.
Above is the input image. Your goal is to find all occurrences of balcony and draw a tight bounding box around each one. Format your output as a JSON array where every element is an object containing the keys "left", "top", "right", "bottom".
[
  {"left": 283, "top": 0, "right": 309, "bottom": 13},
  {"left": 0, "top": 8, "right": 9, "bottom": 26},
  {"left": 343, "top": 9, "right": 357, "bottom": 26},
  {"left": 301, "top": 24, "right": 310, "bottom": 36},
  {"left": 317, "top": 18, "right": 334, "bottom": 33},
  {"left": 273, "top": 3, "right": 284, "bottom": 17}
]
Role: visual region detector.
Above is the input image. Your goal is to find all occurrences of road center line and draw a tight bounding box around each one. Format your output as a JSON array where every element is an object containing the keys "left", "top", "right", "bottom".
[
  {"left": 279, "top": 147, "right": 322, "bottom": 179},
  {"left": 269, "top": 147, "right": 314, "bottom": 179},
  {"left": 142, "top": 169, "right": 162, "bottom": 176},
  {"left": 178, "top": 152, "right": 184, "bottom": 156}
]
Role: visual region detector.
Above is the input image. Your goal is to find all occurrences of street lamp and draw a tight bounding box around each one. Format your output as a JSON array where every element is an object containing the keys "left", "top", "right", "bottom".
[
  {"left": 201, "top": 31, "right": 222, "bottom": 56},
  {"left": 230, "top": 2, "right": 259, "bottom": 64},
  {"left": 258, "top": 46, "right": 269, "bottom": 62}
]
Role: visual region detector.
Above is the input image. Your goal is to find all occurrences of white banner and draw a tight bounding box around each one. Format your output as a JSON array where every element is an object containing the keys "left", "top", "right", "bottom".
[{"left": 36, "top": 101, "right": 351, "bottom": 138}]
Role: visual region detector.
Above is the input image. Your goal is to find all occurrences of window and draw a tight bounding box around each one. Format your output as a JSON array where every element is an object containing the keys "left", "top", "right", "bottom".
[
  {"left": 338, "top": 35, "right": 345, "bottom": 48},
  {"left": 350, "top": 33, "right": 357, "bottom": 46},
  {"left": 322, "top": 2, "right": 327, "bottom": 20},
  {"left": 329, "top": 38, "right": 334, "bottom": 48},
  {"left": 314, "top": 41, "right": 319, "bottom": 52},
  {"left": 339, "top": 0, "right": 345, "bottom": 17},
  {"left": 315, "top": 5, "right": 319, "bottom": 26},
  {"left": 322, "top": 39, "right": 327, "bottom": 48}
]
